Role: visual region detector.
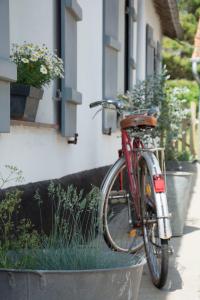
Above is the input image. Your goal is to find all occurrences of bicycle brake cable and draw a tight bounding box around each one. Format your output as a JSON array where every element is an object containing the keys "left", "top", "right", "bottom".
[{"left": 92, "top": 108, "right": 103, "bottom": 119}]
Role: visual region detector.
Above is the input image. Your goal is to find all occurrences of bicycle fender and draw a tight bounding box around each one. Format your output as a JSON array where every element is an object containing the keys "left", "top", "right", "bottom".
[{"left": 141, "top": 152, "right": 172, "bottom": 239}]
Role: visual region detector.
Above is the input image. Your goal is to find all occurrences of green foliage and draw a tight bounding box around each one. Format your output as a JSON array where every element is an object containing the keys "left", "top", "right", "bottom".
[
  {"left": 124, "top": 71, "right": 167, "bottom": 112},
  {"left": 0, "top": 165, "right": 39, "bottom": 268},
  {"left": 0, "top": 182, "right": 140, "bottom": 271},
  {"left": 24, "top": 248, "right": 142, "bottom": 271},
  {"left": 180, "top": 13, "right": 197, "bottom": 44},
  {"left": 162, "top": 36, "right": 194, "bottom": 80},
  {"left": 125, "top": 73, "right": 190, "bottom": 161},
  {"left": 165, "top": 80, "right": 199, "bottom": 105},
  {"left": 0, "top": 166, "right": 143, "bottom": 270},
  {"left": 38, "top": 182, "right": 101, "bottom": 247},
  {"left": 162, "top": 82, "right": 190, "bottom": 160},
  {"left": 179, "top": 0, "right": 200, "bottom": 15},
  {"left": 0, "top": 165, "right": 24, "bottom": 188},
  {"left": 0, "top": 189, "right": 40, "bottom": 268},
  {"left": 162, "top": 3, "right": 200, "bottom": 80},
  {"left": 177, "top": 150, "right": 193, "bottom": 161},
  {"left": 163, "top": 53, "right": 193, "bottom": 80},
  {"left": 195, "top": 7, "right": 200, "bottom": 19},
  {"left": 33, "top": 183, "right": 141, "bottom": 270}
]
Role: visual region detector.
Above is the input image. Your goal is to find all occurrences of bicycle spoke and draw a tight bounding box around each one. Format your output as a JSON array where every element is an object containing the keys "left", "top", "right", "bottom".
[{"left": 102, "top": 159, "right": 143, "bottom": 253}]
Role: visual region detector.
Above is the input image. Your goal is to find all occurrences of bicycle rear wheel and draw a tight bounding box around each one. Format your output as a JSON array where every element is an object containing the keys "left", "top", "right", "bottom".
[
  {"left": 101, "top": 157, "right": 143, "bottom": 253},
  {"left": 140, "top": 156, "right": 169, "bottom": 288}
]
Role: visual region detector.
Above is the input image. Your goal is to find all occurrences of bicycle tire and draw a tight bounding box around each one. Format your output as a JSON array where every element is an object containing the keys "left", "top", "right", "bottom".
[
  {"left": 140, "top": 155, "right": 169, "bottom": 288},
  {"left": 101, "top": 157, "right": 143, "bottom": 253}
]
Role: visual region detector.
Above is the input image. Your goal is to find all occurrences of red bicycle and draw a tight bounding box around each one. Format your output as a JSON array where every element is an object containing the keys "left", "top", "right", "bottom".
[{"left": 90, "top": 99, "right": 172, "bottom": 288}]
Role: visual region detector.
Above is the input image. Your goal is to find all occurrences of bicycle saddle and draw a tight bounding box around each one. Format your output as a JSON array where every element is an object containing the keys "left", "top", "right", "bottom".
[{"left": 120, "top": 114, "right": 157, "bottom": 130}]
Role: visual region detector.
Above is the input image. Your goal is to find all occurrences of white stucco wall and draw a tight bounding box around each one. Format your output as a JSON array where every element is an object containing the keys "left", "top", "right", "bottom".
[
  {"left": 145, "top": 0, "right": 162, "bottom": 42},
  {"left": 0, "top": 0, "right": 163, "bottom": 186},
  {"left": 136, "top": 0, "right": 162, "bottom": 81}
]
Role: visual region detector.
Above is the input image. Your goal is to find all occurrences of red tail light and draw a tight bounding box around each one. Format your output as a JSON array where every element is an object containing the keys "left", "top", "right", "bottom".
[{"left": 153, "top": 175, "right": 165, "bottom": 193}]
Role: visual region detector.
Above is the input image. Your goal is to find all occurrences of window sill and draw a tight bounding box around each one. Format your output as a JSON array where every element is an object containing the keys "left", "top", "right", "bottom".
[{"left": 10, "top": 119, "right": 59, "bottom": 130}]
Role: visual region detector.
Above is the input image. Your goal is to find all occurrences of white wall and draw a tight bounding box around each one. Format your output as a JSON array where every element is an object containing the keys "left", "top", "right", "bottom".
[
  {"left": 0, "top": 0, "right": 163, "bottom": 186},
  {"left": 145, "top": 0, "right": 162, "bottom": 42},
  {"left": 136, "top": 0, "right": 162, "bottom": 81}
]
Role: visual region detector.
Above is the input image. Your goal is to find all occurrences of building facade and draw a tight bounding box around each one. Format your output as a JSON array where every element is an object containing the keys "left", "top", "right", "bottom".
[{"left": 0, "top": 0, "right": 181, "bottom": 186}]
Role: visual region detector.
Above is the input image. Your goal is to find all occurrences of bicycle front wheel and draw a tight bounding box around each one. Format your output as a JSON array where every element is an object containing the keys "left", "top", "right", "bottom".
[
  {"left": 140, "top": 155, "right": 169, "bottom": 288},
  {"left": 101, "top": 157, "right": 143, "bottom": 253}
]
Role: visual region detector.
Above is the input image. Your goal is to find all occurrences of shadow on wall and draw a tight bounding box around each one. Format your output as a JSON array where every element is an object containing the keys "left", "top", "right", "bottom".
[{"left": 0, "top": 165, "right": 110, "bottom": 234}]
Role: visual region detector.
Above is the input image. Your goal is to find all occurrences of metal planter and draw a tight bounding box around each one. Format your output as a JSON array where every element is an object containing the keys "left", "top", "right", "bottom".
[
  {"left": 166, "top": 165, "right": 195, "bottom": 236},
  {"left": 0, "top": 261, "right": 144, "bottom": 300},
  {"left": 10, "top": 83, "right": 43, "bottom": 122}
]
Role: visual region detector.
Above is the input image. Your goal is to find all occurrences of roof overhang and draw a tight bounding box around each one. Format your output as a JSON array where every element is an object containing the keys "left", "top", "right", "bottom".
[{"left": 153, "top": 0, "right": 183, "bottom": 39}]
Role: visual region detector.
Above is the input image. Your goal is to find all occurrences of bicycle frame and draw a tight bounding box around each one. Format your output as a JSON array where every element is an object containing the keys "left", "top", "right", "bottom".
[
  {"left": 119, "top": 128, "right": 172, "bottom": 239},
  {"left": 120, "top": 129, "right": 143, "bottom": 223}
]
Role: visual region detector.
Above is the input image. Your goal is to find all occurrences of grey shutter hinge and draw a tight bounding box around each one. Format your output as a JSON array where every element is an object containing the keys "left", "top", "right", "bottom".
[
  {"left": 148, "top": 38, "right": 156, "bottom": 49},
  {"left": 103, "top": 127, "right": 112, "bottom": 135},
  {"left": 68, "top": 133, "right": 78, "bottom": 144},
  {"left": 53, "top": 89, "right": 62, "bottom": 101},
  {"left": 125, "top": 7, "right": 137, "bottom": 22},
  {"left": 65, "top": 0, "right": 82, "bottom": 21},
  {"left": 130, "top": 57, "right": 136, "bottom": 70}
]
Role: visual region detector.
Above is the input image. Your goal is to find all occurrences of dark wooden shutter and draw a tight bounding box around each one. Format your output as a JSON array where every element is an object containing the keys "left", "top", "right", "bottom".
[
  {"left": 61, "top": 0, "right": 82, "bottom": 140},
  {"left": 146, "top": 24, "right": 155, "bottom": 78},
  {"left": 0, "top": 0, "right": 17, "bottom": 133},
  {"left": 155, "top": 41, "right": 162, "bottom": 74},
  {"left": 103, "top": 0, "right": 121, "bottom": 134},
  {"left": 126, "top": 0, "right": 137, "bottom": 91}
]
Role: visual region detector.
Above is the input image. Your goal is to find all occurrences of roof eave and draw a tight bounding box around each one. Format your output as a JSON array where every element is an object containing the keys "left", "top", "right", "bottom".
[{"left": 153, "top": 0, "right": 183, "bottom": 39}]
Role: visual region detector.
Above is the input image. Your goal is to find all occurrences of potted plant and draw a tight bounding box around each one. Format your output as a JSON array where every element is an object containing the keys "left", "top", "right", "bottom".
[
  {"left": 10, "top": 43, "right": 64, "bottom": 121},
  {"left": 160, "top": 84, "right": 197, "bottom": 236},
  {"left": 0, "top": 171, "right": 145, "bottom": 300}
]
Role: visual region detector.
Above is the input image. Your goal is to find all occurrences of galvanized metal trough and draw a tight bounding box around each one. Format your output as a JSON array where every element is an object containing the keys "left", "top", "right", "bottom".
[
  {"left": 166, "top": 170, "right": 194, "bottom": 236},
  {"left": 0, "top": 260, "right": 145, "bottom": 300}
]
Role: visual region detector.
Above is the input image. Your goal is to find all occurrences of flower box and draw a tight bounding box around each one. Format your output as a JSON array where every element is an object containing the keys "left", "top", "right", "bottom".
[{"left": 10, "top": 83, "right": 43, "bottom": 121}]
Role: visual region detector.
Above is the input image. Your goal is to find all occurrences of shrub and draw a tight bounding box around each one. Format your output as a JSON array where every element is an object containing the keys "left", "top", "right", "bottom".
[
  {"left": 0, "top": 182, "right": 116, "bottom": 270},
  {"left": 124, "top": 72, "right": 191, "bottom": 161},
  {"left": 165, "top": 80, "right": 199, "bottom": 105},
  {"left": 162, "top": 50, "right": 194, "bottom": 80}
]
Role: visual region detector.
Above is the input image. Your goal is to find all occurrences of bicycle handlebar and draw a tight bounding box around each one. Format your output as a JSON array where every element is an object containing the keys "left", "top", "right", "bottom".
[
  {"left": 89, "top": 99, "right": 159, "bottom": 117},
  {"left": 89, "top": 101, "right": 104, "bottom": 108},
  {"left": 89, "top": 99, "right": 124, "bottom": 110}
]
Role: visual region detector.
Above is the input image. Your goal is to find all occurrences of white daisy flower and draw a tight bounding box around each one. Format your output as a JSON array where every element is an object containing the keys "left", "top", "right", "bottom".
[
  {"left": 30, "top": 55, "right": 38, "bottom": 62},
  {"left": 21, "top": 58, "right": 29, "bottom": 63},
  {"left": 40, "top": 65, "right": 48, "bottom": 74}
]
